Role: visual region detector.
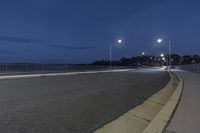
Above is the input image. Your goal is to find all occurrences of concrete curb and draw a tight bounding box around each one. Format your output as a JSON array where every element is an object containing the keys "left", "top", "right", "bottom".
[
  {"left": 0, "top": 69, "right": 132, "bottom": 80},
  {"left": 94, "top": 71, "right": 183, "bottom": 133},
  {"left": 142, "top": 72, "right": 183, "bottom": 133}
]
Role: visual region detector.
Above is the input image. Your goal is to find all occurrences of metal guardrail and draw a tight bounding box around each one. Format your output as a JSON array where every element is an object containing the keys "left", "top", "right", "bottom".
[{"left": 179, "top": 64, "right": 200, "bottom": 73}]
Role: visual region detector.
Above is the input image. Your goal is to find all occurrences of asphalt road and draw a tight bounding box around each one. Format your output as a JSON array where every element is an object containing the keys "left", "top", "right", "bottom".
[{"left": 0, "top": 69, "right": 169, "bottom": 133}]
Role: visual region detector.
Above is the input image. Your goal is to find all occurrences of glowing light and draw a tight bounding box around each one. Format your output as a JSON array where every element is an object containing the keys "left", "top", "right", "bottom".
[
  {"left": 157, "top": 38, "right": 162, "bottom": 43},
  {"left": 117, "top": 39, "right": 122, "bottom": 44},
  {"left": 160, "top": 53, "right": 164, "bottom": 57}
]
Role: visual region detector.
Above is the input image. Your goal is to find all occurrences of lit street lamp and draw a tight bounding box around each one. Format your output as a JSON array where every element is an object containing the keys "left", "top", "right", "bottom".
[
  {"left": 157, "top": 38, "right": 162, "bottom": 43},
  {"left": 117, "top": 39, "right": 122, "bottom": 44},
  {"left": 110, "top": 39, "right": 123, "bottom": 69},
  {"left": 142, "top": 52, "right": 145, "bottom": 55},
  {"left": 157, "top": 38, "right": 171, "bottom": 70}
]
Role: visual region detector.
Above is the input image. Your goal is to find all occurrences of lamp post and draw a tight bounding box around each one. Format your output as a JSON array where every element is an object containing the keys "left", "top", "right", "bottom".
[
  {"left": 157, "top": 38, "right": 171, "bottom": 70},
  {"left": 110, "top": 39, "right": 123, "bottom": 69},
  {"left": 160, "top": 53, "right": 164, "bottom": 66},
  {"left": 141, "top": 52, "right": 145, "bottom": 65},
  {"left": 198, "top": 53, "right": 200, "bottom": 72}
]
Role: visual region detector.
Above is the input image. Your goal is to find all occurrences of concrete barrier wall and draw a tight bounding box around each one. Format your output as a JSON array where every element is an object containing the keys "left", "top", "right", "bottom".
[{"left": 0, "top": 64, "right": 136, "bottom": 74}]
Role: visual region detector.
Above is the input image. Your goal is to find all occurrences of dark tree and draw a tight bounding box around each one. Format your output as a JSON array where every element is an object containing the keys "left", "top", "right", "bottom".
[
  {"left": 171, "top": 54, "right": 181, "bottom": 65},
  {"left": 181, "top": 55, "right": 193, "bottom": 64}
]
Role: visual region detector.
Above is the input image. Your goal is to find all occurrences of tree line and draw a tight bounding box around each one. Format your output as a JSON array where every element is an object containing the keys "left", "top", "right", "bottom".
[{"left": 91, "top": 54, "right": 200, "bottom": 66}]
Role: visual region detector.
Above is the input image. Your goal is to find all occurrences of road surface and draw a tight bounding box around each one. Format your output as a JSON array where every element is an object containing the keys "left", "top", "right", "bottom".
[{"left": 0, "top": 69, "right": 169, "bottom": 133}]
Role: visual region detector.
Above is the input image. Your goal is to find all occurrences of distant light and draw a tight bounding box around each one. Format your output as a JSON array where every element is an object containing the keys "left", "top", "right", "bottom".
[
  {"left": 160, "top": 53, "right": 164, "bottom": 57},
  {"left": 117, "top": 39, "right": 122, "bottom": 44},
  {"left": 142, "top": 52, "right": 145, "bottom": 55},
  {"left": 162, "top": 57, "right": 165, "bottom": 60},
  {"left": 157, "top": 38, "right": 162, "bottom": 43}
]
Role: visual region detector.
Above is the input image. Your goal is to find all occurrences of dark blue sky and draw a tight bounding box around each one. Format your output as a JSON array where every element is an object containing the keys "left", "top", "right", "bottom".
[{"left": 0, "top": 0, "right": 200, "bottom": 63}]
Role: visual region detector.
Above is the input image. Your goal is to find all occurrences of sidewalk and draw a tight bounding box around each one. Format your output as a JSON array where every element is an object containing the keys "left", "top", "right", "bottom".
[{"left": 165, "top": 70, "right": 200, "bottom": 133}]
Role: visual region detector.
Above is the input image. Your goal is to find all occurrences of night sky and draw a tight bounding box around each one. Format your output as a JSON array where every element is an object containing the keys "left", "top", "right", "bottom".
[{"left": 0, "top": 0, "right": 200, "bottom": 63}]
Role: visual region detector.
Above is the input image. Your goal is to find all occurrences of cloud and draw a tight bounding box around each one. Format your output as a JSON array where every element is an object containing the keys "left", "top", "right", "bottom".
[
  {"left": 48, "top": 43, "right": 95, "bottom": 50},
  {"left": 0, "top": 35, "right": 95, "bottom": 50},
  {"left": 0, "top": 36, "right": 34, "bottom": 43}
]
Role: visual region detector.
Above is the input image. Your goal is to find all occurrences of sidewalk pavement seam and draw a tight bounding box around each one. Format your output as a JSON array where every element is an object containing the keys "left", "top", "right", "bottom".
[
  {"left": 147, "top": 99, "right": 165, "bottom": 106},
  {"left": 128, "top": 113, "right": 151, "bottom": 123}
]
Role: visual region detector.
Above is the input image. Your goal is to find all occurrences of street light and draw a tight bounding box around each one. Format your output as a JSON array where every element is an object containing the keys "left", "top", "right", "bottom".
[
  {"left": 157, "top": 38, "right": 171, "bottom": 70},
  {"left": 110, "top": 39, "right": 123, "bottom": 69},
  {"left": 162, "top": 57, "right": 165, "bottom": 60},
  {"left": 118, "top": 39, "right": 122, "bottom": 44},
  {"left": 142, "top": 52, "right": 145, "bottom": 55},
  {"left": 160, "top": 53, "right": 164, "bottom": 57},
  {"left": 157, "top": 38, "right": 162, "bottom": 43}
]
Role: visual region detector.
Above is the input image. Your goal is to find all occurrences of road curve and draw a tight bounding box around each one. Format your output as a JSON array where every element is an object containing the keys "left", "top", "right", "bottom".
[{"left": 0, "top": 69, "right": 169, "bottom": 133}]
